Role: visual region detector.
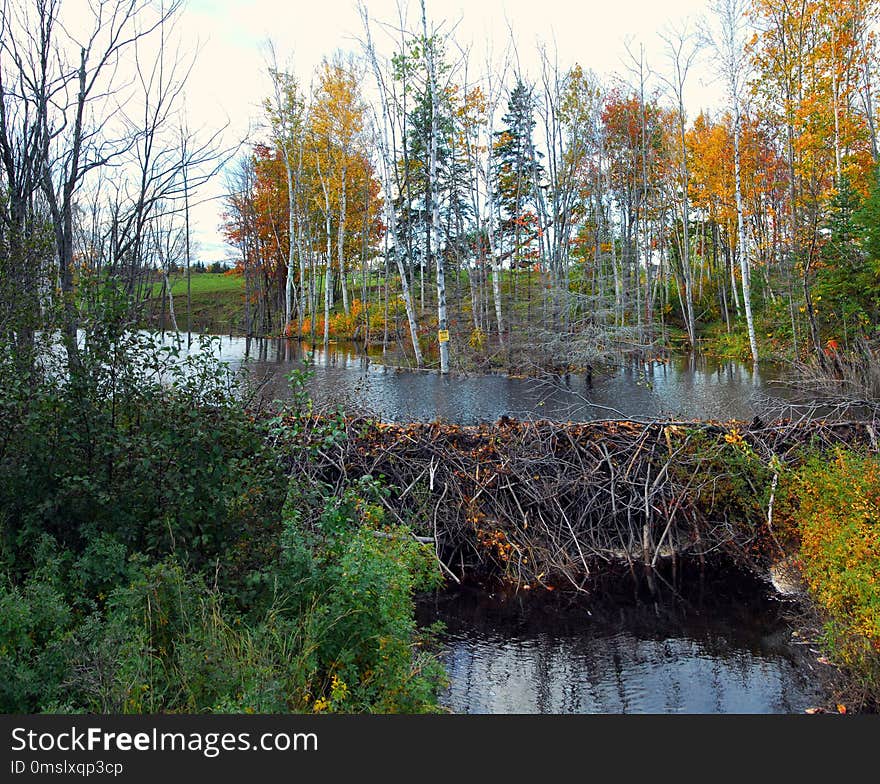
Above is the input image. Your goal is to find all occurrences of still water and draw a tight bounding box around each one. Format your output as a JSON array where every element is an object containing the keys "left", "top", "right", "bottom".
[
  {"left": 420, "top": 568, "right": 826, "bottom": 715},
  {"left": 197, "top": 334, "right": 798, "bottom": 423}
]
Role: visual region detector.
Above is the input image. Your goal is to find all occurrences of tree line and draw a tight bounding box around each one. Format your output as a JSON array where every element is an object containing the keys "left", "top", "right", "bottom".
[
  {"left": 0, "top": 0, "right": 446, "bottom": 715},
  {"left": 3, "top": 0, "right": 880, "bottom": 374},
  {"left": 222, "top": 0, "right": 880, "bottom": 373}
]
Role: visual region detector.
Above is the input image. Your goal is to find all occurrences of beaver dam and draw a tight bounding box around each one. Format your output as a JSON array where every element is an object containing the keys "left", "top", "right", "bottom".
[{"left": 286, "top": 414, "right": 876, "bottom": 590}]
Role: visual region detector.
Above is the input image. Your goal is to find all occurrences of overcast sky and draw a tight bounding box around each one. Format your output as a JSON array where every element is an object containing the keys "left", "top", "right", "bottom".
[{"left": 170, "top": 0, "right": 722, "bottom": 261}]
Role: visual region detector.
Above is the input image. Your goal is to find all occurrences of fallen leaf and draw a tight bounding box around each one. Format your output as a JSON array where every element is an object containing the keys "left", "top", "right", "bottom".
[{"left": 837, "top": 704, "right": 847, "bottom": 714}]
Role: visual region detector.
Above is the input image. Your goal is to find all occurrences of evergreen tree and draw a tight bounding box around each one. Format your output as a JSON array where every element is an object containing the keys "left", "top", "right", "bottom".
[
  {"left": 492, "top": 80, "right": 545, "bottom": 266},
  {"left": 816, "top": 176, "right": 877, "bottom": 338}
]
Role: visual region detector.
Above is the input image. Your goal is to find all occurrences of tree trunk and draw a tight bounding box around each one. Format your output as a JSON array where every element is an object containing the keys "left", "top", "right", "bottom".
[
  {"left": 733, "top": 104, "right": 759, "bottom": 365},
  {"left": 338, "top": 163, "right": 350, "bottom": 315},
  {"left": 421, "top": 0, "right": 449, "bottom": 373}
]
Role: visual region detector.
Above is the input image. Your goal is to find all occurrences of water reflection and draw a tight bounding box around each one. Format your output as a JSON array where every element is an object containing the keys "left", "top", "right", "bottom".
[
  {"left": 192, "top": 334, "right": 795, "bottom": 423},
  {"left": 420, "top": 569, "right": 823, "bottom": 714}
]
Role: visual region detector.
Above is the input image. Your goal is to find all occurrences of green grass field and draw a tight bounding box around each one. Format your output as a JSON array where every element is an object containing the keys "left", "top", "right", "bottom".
[
  {"left": 149, "top": 272, "right": 245, "bottom": 333},
  {"left": 152, "top": 272, "right": 244, "bottom": 296}
]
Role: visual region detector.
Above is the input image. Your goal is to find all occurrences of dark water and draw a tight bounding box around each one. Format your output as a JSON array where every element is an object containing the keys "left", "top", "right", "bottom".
[
  {"left": 418, "top": 568, "right": 826, "bottom": 714},
  {"left": 196, "top": 335, "right": 797, "bottom": 423}
]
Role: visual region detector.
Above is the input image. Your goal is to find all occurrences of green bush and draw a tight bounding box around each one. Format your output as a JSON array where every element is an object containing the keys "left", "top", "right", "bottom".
[
  {"left": 0, "top": 542, "right": 75, "bottom": 712},
  {"left": 0, "top": 281, "right": 446, "bottom": 714},
  {"left": 48, "top": 477, "right": 447, "bottom": 715},
  {"left": 0, "top": 286, "right": 286, "bottom": 590},
  {"left": 278, "top": 476, "right": 446, "bottom": 713},
  {"left": 57, "top": 558, "right": 319, "bottom": 714}
]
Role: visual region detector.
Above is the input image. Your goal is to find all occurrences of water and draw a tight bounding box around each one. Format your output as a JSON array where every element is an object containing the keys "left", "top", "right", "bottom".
[
  {"left": 419, "top": 567, "right": 826, "bottom": 714},
  {"left": 196, "top": 334, "right": 797, "bottom": 423}
]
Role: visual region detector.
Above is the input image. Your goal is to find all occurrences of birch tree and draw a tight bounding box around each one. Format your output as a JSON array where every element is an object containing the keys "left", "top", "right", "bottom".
[
  {"left": 659, "top": 24, "right": 701, "bottom": 348},
  {"left": 712, "top": 0, "right": 760, "bottom": 364},
  {"left": 419, "top": 0, "right": 450, "bottom": 373},
  {"left": 264, "top": 50, "right": 306, "bottom": 333},
  {"left": 360, "top": 3, "right": 424, "bottom": 366}
]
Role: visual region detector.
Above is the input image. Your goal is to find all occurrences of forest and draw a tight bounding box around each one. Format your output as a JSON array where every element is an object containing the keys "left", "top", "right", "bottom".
[
  {"left": 0, "top": 0, "right": 878, "bottom": 715},
  {"left": 215, "top": 0, "right": 880, "bottom": 384}
]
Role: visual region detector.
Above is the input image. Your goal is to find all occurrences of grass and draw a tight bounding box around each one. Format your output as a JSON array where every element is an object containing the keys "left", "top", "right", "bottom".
[
  {"left": 698, "top": 322, "right": 754, "bottom": 361},
  {"left": 151, "top": 272, "right": 244, "bottom": 297},
  {"left": 149, "top": 272, "right": 245, "bottom": 333}
]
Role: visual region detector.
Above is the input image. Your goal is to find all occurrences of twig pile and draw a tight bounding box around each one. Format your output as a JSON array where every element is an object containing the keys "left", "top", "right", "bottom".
[{"left": 285, "top": 414, "right": 876, "bottom": 590}]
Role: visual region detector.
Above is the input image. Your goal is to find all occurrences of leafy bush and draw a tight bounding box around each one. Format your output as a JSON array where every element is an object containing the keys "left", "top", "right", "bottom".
[
  {"left": 298, "top": 297, "right": 408, "bottom": 341},
  {"left": 0, "top": 541, "right": 75, "bottom": 712},
  {"left": 57, "top": 558, "right": 321, "bottom": 714},
  {"left": 0, "top": 288, "right": 286, "bottom": 589},
  {"left": 0, "top": 280, "right": 446, "bottom": 714},
  {"left": 791, "top": 450, "right": 880, "bottom": 710},
  {"left": 46, "top": 475, "right": 446, "bottom": 715},
  {"left": 278, "top": 476, "right": 446, "bottom": 713}
]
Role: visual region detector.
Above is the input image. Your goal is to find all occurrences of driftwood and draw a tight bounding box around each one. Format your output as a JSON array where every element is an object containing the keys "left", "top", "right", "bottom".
[{"left": 284, "top": 414, "right": 875, "bottom": 590}]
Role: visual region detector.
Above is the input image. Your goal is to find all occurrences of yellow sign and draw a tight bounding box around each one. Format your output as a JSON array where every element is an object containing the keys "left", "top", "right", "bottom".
[{"left": 438, "top": 329, "right": 450, "bottom": 343}]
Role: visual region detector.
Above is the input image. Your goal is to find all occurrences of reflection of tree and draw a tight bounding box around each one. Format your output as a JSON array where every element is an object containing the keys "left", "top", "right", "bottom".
[{"left": 424, "top": 568, "right": 819, "bottom": 713}]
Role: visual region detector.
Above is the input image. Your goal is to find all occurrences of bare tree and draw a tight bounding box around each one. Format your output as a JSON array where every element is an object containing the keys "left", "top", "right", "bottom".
[
  {"left": 45, "top": 0, "right": 185, "bottom": 364},
  {"left": 419, "top": 0, "right": 450, "bottom": 373},
  {"left": 1, "top": 0, "right": 229, "bottom": 369},
  {"left": 0, "top": 4, "right": 47, "bottom": 365},
  {"left": 360, "top": 2, "right": 424, "bottom": 366},
  {"left": 659, "top": 22, "right": 702, "bottom": 349},
  {"left": 711, "top": 0, "right": 759, "bottom": 365}
]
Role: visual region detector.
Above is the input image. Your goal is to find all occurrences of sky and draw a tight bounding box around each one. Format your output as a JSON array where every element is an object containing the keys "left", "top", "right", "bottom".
[{"left": 169, "top": 0, "right": 724, "bottom": 261}]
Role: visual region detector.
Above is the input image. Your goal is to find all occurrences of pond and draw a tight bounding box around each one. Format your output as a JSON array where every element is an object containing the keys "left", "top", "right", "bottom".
[{"left": 194, "top": 334, "right": 801, "bottom": 423}]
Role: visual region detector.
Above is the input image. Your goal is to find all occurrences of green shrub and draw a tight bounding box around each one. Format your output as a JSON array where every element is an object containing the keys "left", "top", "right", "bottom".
[
  {"left": 278, "top": 476, "right": 446, "bottom": 713},
  {"left": 0, "top": 542, "right": 75, "bottom": 712},
  {"left": 0, "top": 279, "right": 446, "bottom": 715},
  {"left": 60, "top": 558, "right": 321, "bottom": 714},
  {"left": 0, "top": 287, "right": 286, "bottom": 592},
  {"left": 53, "top": 487, "right": 447, "bottom": 715}
]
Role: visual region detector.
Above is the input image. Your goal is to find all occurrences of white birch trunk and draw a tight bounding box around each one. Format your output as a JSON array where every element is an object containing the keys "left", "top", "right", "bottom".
[
  {"left": 281, "top": 163, "right": 296, "bottom": 332},
  {"left": 715, "top": 0, "right": 758, "bottom": 363},
  {"left": 734, "top": 104, "right": 759, "bottom": 364},
  {"left": 338, "top": 162, "right": 350, "bottom": 315},
  {"left": 360, "top": 5, "right": 424, "bottom": 366},
  {"left": 162, "top": 267, "right": 178, "bottom": 332},
  {"left": 421, "top": 0, "right": 449, "bottom": 373}
]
